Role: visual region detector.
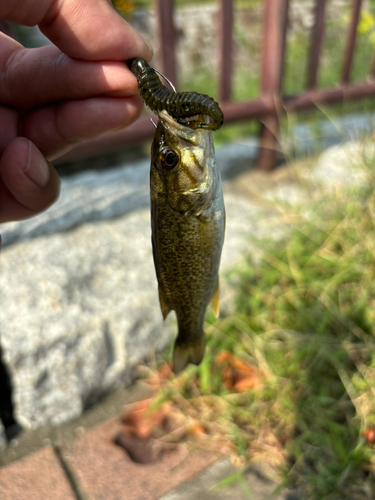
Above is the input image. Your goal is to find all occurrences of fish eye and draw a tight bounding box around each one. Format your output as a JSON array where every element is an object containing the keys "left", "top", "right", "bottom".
[{"left": 161, "top": 148, "right": 179, "bottom": 170}]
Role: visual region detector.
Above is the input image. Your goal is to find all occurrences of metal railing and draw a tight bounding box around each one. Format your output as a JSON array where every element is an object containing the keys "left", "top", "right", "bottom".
[{"left": 59, "top": 0, "right": 375, "bottom": 169}]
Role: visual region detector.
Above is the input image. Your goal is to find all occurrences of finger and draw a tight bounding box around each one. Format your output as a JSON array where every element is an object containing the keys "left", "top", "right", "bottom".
[
  {"left": 0, "top": 105, "right": 18, "bottom": 154},
  {"left": 1, "top": 0, "right": 153, "bottom": 62},
  {"left": 0, "top": 39, "right": 140, "bottom": 109},
  {"left": 22, "top": 95, "right": 144, "bottom": 160},
  {"left": 0, "top": 138, "right": 60, "bottom": 223}
]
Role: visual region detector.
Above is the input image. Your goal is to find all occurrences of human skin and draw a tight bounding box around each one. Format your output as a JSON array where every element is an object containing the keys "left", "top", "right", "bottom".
[{"left": 0, "top": 0, "right": 153, "bottom": 223}]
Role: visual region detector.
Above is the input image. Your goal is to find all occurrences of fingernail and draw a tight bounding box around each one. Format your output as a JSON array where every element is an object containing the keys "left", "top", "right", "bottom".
[
  {"left": 134, "top": 28, "right": 153, "bottom": 59},
  {"left": 141, "top": 35, "right": 153, "bottom": 57},
  {"left": 24, "top": 141, "right": 50, "bottom": 187}
]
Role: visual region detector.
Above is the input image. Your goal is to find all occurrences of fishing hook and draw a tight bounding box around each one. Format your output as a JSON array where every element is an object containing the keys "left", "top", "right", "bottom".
[
  {"left": 149, "top": 65, "right": 177, "bottom": 128},
  {"left": 151, "top": 66, "right": 177, "bottom": 93}
]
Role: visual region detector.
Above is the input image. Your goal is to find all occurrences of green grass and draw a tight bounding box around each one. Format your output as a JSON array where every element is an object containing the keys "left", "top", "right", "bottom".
[
  {"left": 226, "top": 155, "right": 375, "bottom": 499},
  {"left": 149, "top": 147, "right": 375, "bottom": 499}
]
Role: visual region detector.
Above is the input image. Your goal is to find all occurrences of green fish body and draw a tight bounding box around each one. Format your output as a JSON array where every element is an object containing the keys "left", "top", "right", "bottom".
[{"left": 150, "top": 111, "right": 225, "bottom": 373}]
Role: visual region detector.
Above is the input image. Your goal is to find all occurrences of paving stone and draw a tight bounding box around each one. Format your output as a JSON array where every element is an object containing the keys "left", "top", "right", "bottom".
[
  {"left": 0, "top": 445, "right": 75, "bottom": 500},
  {"left": 302, "top": 141, "right": 373, "bottom": 189},
  {"left": 61, "top": 416, "right": 221, "bottom": 500},
  {"left": 160, "top": 458, "right": 299, "bottom": 500}
]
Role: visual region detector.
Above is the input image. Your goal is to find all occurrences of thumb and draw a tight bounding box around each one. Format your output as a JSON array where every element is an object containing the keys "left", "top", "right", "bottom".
[{"left": 0, "top": 138, "right": 60, "bottom": 223}]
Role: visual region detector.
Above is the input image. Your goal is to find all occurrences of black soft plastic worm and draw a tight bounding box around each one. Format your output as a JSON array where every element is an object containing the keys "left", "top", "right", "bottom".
[{"left": 128, "top": 58, "right": 224, "bottom": 131}]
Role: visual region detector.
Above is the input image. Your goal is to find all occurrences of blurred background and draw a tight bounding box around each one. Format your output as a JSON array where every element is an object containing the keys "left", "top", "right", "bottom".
[
  {"left": 2, "top": 1, "right": 375, "bottom": 499},
  {"left": 8, "top": 0, "right": 375, "bottom": 168}
]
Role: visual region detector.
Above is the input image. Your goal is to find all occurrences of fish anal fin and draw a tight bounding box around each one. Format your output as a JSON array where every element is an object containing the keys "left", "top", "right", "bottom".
[
  {"left": 173, "top": 337, "right": 205, "bottom": 374},
  {"left": 210, "top": 279, "right": 220, "bottom": 319},
  {"left": 158, "top": 284, "right": 171, "bottom": 320}
]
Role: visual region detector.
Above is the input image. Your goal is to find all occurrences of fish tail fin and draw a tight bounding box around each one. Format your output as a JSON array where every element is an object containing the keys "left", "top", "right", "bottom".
[{"left": 173, "top": 337, "right": 205, "bottom": 374}]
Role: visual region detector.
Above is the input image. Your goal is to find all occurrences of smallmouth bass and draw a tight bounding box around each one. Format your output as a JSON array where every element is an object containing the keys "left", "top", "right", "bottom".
[{"left": 151, "top": 111, "right": 225, "bottom": 373}]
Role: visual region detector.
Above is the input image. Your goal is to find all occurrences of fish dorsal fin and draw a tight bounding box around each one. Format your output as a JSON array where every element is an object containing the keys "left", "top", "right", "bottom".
[
  {"left": 210, "top": 279, "right": 220, "bottom": 318},
  {"left": 158, "top": 284, "right": 171, "bottom": 319}
]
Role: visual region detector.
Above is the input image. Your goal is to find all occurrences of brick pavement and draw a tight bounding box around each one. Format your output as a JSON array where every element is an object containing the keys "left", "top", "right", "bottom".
[
  {"left": 60, "top": 417, "right": 221, "bottom": 500},
  {"left": 0, "top": 417, "right": 221, "bottom": 500},
  {"left": 0, "top": 446, "right": 76, "bottom": 500}
]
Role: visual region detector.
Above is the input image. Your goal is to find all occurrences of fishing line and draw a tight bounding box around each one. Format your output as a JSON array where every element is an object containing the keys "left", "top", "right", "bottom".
[{"left": 149, "top": 66, "right": 177, "bottom": 128}]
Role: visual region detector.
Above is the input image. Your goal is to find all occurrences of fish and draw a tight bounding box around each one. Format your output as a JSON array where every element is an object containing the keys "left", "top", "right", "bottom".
[{"left": 150, "top": 110, "right": 225, "bottom": 373}]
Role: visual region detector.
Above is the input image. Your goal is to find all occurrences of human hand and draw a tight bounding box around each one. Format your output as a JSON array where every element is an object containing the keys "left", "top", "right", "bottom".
[{"left": 0, "top": 0, "right": 152, "bottom": 223}]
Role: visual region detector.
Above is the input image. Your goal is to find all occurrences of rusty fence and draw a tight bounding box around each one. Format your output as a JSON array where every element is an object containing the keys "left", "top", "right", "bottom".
[{"left": 58, "top": 0, "right": 375, "bottom": 169}]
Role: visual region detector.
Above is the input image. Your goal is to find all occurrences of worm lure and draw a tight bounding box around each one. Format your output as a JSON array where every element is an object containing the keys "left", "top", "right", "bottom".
[{"left": 129, "top": 58, "right": 224, "bottom": 131}]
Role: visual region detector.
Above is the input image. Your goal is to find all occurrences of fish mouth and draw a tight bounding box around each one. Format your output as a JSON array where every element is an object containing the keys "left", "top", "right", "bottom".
[
  {"left": 157, "top": 110, "right": 207, "bottom": 145},
  {"left": 158, "top": 110, "right": 188, "bottom": 130}
]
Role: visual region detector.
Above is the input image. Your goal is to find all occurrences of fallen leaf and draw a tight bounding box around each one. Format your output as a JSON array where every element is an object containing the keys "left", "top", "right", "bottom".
[
  {"left": 363, "top": 427, "right": 375, "bottom": 444},
  {"left": 116, "top": 399, "right": 190, "bottom": 463},
  {"left": 215, "top": 351, "right": 234, "bottom": 365},
  {"left": 215, "top": 351, "right": 263, "bottom": 392},
  {"left": 144, "top": 362, "right": 173, "bottom": 389},
  {"left": 121, "top": 398, "right": 154, "bottom": 438},
  {"left": 188, "top": 421, "right": 207, "bottom": 441}
]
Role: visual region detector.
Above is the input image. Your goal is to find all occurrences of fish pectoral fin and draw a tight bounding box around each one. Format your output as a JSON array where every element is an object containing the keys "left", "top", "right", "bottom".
[
  {"left": 158, "top": 284, "right": 171, "bottom": 319},
  {"left": 210, "top": 279, "right": 220, "bottom": 319},
  {"left": 173, "top": 337, "right": 205, "bottom": 374}
]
